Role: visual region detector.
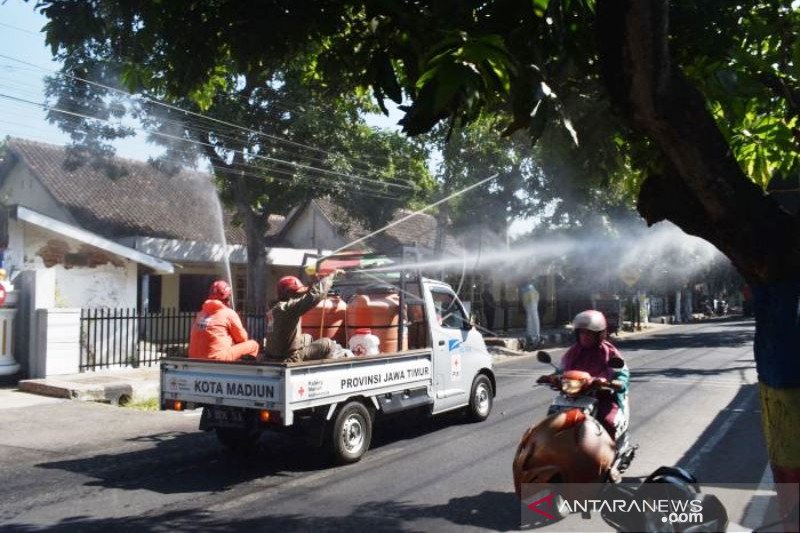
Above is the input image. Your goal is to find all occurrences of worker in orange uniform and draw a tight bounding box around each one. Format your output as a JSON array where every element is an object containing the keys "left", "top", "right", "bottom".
[{"left": 188, "top": 280, "right": 260, "bottom": 362}]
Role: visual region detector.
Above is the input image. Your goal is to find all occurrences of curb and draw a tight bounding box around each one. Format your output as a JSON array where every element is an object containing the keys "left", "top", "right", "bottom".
[
  {"left": 484, "top": 332, "right": 569, "bottom": 352},
  {"left": 19, "top": 375, "right": 159, "bottom": 405}
]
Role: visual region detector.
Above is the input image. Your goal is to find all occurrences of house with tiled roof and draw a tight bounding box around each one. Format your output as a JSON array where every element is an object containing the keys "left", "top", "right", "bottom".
[
  {"left": 279, "top": 197, "right": 464, "bottom": 258},
  {"left": 0, "top": 138, "right": 314, "bottom": 312}
]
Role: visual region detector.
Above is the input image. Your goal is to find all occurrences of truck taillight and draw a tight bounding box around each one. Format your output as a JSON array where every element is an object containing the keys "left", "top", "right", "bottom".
[
  {"left": 166, "top": 400, "right": 184, "bottom": 411},
  {"left": 258, "top": 410, "right": 281, "bottom": 425}
]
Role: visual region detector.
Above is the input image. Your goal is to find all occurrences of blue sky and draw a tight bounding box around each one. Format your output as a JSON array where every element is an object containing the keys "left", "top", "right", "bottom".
[
  {"left": 0, "top": 0, "right": 164, "bottom": 158},
  {"left": 0, "top": 0, "right": 401, "bottom": 161}
]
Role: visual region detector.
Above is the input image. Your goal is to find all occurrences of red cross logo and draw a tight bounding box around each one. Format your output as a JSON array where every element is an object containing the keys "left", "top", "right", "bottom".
[
  {"left": 298, "top": 386, "right": 305, "bottom": 397},
  {"left": 353, "top": 345, "right": 366, "bottom": 356}
]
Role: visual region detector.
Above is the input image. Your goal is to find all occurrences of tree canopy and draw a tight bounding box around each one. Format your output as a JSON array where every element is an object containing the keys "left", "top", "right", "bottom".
[
  {"left": 33, "top": 0, "right": 800, "bottom": 505},
  {"left": 36, "top": 1, "right": 436, "bottom": 308},
  {"left": 36, "top": 0, "right": 800, "bottom": 281}
]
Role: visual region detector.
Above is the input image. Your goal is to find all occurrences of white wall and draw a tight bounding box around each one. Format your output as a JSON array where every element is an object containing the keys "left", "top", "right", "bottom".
[
  {"left": 17, "top": 224, "right": 137, "bottom": 309},
  {"left": 284, "top": 203, "right": 345, "bottom": 250},
  {"left": 0, "top": 162, "right": 74, "bottom": 224},
  {"left": 55, "top": 263, "right": 137, "bottom": 309},
  {"left": 4, "top": 219, "right": 26, "bottom": 277}
]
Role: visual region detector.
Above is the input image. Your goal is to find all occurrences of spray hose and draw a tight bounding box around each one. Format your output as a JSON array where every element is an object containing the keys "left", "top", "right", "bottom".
[{"left": 319, "top": 293, "right": 328, "bottom": 339}]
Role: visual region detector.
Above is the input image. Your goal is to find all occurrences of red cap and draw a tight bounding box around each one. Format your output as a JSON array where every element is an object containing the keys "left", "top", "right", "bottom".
[
  {"left": 277, "top": 276, "right": 307, "bottom": 298},
  {"left": 355, "top": 328, "right": 372, "bottom": 335},
  {"left": 209, "top": 280, "right": 232, "bottom": 301}
]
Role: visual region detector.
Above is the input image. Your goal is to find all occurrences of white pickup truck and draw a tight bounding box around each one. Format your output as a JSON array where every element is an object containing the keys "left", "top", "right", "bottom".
[{"left": 160, "top": 273, "right": 496, "bottom": 464}]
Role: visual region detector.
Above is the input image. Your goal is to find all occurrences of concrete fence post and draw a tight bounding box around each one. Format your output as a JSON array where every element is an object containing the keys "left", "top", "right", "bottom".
[{"left": 31, "top": 308, "right": 81, "bottom": 377}]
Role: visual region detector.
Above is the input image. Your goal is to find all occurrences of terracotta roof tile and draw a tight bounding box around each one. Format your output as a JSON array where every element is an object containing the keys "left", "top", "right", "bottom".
[
  {"left": 314, "top": 197, "right": 463, "bottom": 255},
  {"left": 5, "top": 138, "right": 284, "bottom": 244}
]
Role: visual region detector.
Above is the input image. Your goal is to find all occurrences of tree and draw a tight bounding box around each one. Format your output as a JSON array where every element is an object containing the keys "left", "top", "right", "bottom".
[
  {"left": 421, "top": 114, "right": 540, "bottom": 252},
  {"left": 36, "top": 0, "right": 800, "bottom": 512},
  {"left": 35, "top": 2, "right": 432, "bottom": 311}
]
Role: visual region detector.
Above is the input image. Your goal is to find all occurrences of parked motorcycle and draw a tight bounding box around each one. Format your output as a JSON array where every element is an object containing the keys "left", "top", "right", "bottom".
[{"left": 513, "top": 350, "right": 636, "bottom": 497}]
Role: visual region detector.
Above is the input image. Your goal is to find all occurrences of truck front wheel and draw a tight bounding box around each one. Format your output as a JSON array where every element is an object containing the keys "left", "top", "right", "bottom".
[
  {"left": 331, "top": 401, "right": 373, "bottom": 464},
  {"left": 467, "top": 375, "right": 493, "bottom": 422}
]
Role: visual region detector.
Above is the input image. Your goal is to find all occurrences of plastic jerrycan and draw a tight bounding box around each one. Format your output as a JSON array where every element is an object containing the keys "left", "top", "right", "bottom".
[
  {"left": 346, "top": 285, "right": 408, "bottom": 353},
  {"left": 348, "top": 328, "right": 381, "bottom": 357},
  {"left": 301, "top": 294, "right": 347, "bottom": 345}
]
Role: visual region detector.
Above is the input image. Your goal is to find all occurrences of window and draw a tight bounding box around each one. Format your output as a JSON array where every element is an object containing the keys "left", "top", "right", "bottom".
[
  {"left": 431, "top": 288, "right": 470, "bottom": 329},
  {"left": 235, "top": 273, "right": 248, "bottom": 311},
  {"left": 138, "top": 275, "right": 162, "bottom": 311},
  {"left": 179, "top": 274, "right": 217, "bottom": 311}
]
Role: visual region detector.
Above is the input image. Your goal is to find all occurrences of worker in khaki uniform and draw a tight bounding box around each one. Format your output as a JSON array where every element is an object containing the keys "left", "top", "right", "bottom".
[
  {"left": 266, "top": 271, "right": 341, "bottom": 362},
  {"left": 188, "top": 280, "right": 260, "bottom": 362}
]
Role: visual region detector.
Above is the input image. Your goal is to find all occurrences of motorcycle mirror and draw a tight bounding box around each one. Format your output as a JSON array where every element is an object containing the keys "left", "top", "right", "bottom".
[
  {"left": 536, "top": 351, "right": 552, "bottom": 364},
  {"left": 609, "top": 357, "right": 625, "bottom": 369}
]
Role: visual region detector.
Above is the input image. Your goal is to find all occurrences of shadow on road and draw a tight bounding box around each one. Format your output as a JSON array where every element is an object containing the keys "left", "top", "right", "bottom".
[
  {"left": 2, "top": 490, "right": 521, "bottom": 532},
  {"left": 674, "top": 383, "right": 767, "bottom": 484},
  {"left": 629, "top": 364, "right": 755, "bottom": 382},
  {"left": 618, "top": 328, "right": 754, "bottom": 352},
  {"left": 31, "top": 408, "right": 480, "bottom": 497},
  {"left": 34, "top": 429, "right": 327, "bottom": 495}
]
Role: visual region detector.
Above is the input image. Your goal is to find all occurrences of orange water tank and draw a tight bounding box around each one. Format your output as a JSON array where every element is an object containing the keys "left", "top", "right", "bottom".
[
  {"left": 301, "top": 295, "right": 347, "bottom": 345},
  {"left": 346, "top": 287, "right": 408, "bottom": 353}
]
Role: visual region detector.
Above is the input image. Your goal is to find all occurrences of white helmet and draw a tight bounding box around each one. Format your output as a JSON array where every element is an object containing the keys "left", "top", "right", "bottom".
[{"left": 573, "top": 310, "right": 607, "bottom": 332}]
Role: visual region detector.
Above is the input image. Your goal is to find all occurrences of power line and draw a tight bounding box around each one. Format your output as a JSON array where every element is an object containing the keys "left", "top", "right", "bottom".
[
  {"left": 0, "top": 53, "right": 411, "bottom": 181},
  {"left": 0, "top": 68, "right": 389, "bottom": 176},
  {"left": 0, "top": 60, "right": 418, "bottom": 190},
  {"left": 0, "top": 119, "right": 406, "bottom": 203},
  {"left": 327, "top": 172, "right": 500, "bottom": 257},
  {"left": 0, "top": 95, "right": 409, "bottom": 201},
  {"left": 0, "top": 91, "right": 417, "bottom": 194},
  {"left": 0, "top": 21, "right": 38, "bottom": 36}
]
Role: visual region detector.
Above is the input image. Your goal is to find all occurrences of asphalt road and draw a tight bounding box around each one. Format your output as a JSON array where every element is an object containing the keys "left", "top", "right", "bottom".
[{"left": 0, "top": 319, "right": 768, "bottom": 532}]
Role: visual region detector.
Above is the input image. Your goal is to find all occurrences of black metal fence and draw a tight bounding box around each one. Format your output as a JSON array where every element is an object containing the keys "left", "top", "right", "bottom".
[{"left": 79, "top": 307, "right": 267, "bottom": 371}]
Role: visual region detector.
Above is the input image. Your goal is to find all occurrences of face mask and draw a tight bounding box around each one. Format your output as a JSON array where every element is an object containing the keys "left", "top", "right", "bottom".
[{"left": 578, "top": 331, "right": 598, "bottom": 348}]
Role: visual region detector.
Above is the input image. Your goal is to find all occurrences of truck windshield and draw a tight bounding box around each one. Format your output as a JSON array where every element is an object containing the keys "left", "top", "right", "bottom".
[{"left": 430, "top": 288, "right": 469, "bottom": 329}]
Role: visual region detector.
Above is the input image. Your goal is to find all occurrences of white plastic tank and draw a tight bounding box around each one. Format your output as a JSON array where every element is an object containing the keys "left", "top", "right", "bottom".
[{"left": 348, "top": 327, "right": 380, "bottom": 357}]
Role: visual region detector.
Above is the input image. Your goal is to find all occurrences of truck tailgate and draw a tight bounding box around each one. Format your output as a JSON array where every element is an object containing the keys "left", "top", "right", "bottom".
[{"left": 161, "top": 359, "right": 285, "bottom": 411}]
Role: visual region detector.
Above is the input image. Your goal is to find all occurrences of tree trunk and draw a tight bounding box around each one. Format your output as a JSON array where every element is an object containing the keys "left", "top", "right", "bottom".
[
  {"left": 201, "top": 144, "right": 270, "bottom": 314},
  {"left": 230, "top": 172, "right": 268, "bottom": 312},
  {"left": 597, "top": 0, "right": 800, "bottom": 521}
]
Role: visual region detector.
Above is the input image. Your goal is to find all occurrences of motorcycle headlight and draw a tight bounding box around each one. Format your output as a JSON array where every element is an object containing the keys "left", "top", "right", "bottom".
[{"left": 561, "top": 378, "right": 583, "bottom": 395}]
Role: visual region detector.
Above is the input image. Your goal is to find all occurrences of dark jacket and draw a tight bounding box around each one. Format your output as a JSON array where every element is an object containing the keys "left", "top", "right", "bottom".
[{"left": 266, "top": 274, "right": 334, "bottom": 357}]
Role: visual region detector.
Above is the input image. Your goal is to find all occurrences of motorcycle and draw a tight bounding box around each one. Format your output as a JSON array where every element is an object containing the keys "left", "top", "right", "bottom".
[
  {"left": 513, "top": 350, "right": 637, "bottom": 498},
  {"left": 513, "top": 353, "right": 796, "bottom": 532}
]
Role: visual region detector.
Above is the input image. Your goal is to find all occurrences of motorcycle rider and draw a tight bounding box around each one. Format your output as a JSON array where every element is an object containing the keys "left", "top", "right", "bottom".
[{"left": 536, "top": 310, "right": 629, "bottom": 439}]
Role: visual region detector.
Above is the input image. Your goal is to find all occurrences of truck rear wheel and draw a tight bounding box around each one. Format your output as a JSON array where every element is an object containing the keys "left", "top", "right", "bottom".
[
  {"left": 331, "top": 401, "right": 372, "bottom": 464},
  {"left": 467, "top": 375, "right": 493, "bottom": 422},
  {"left": 215, "top": 427, "right": 261, "bottom": 454}
]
